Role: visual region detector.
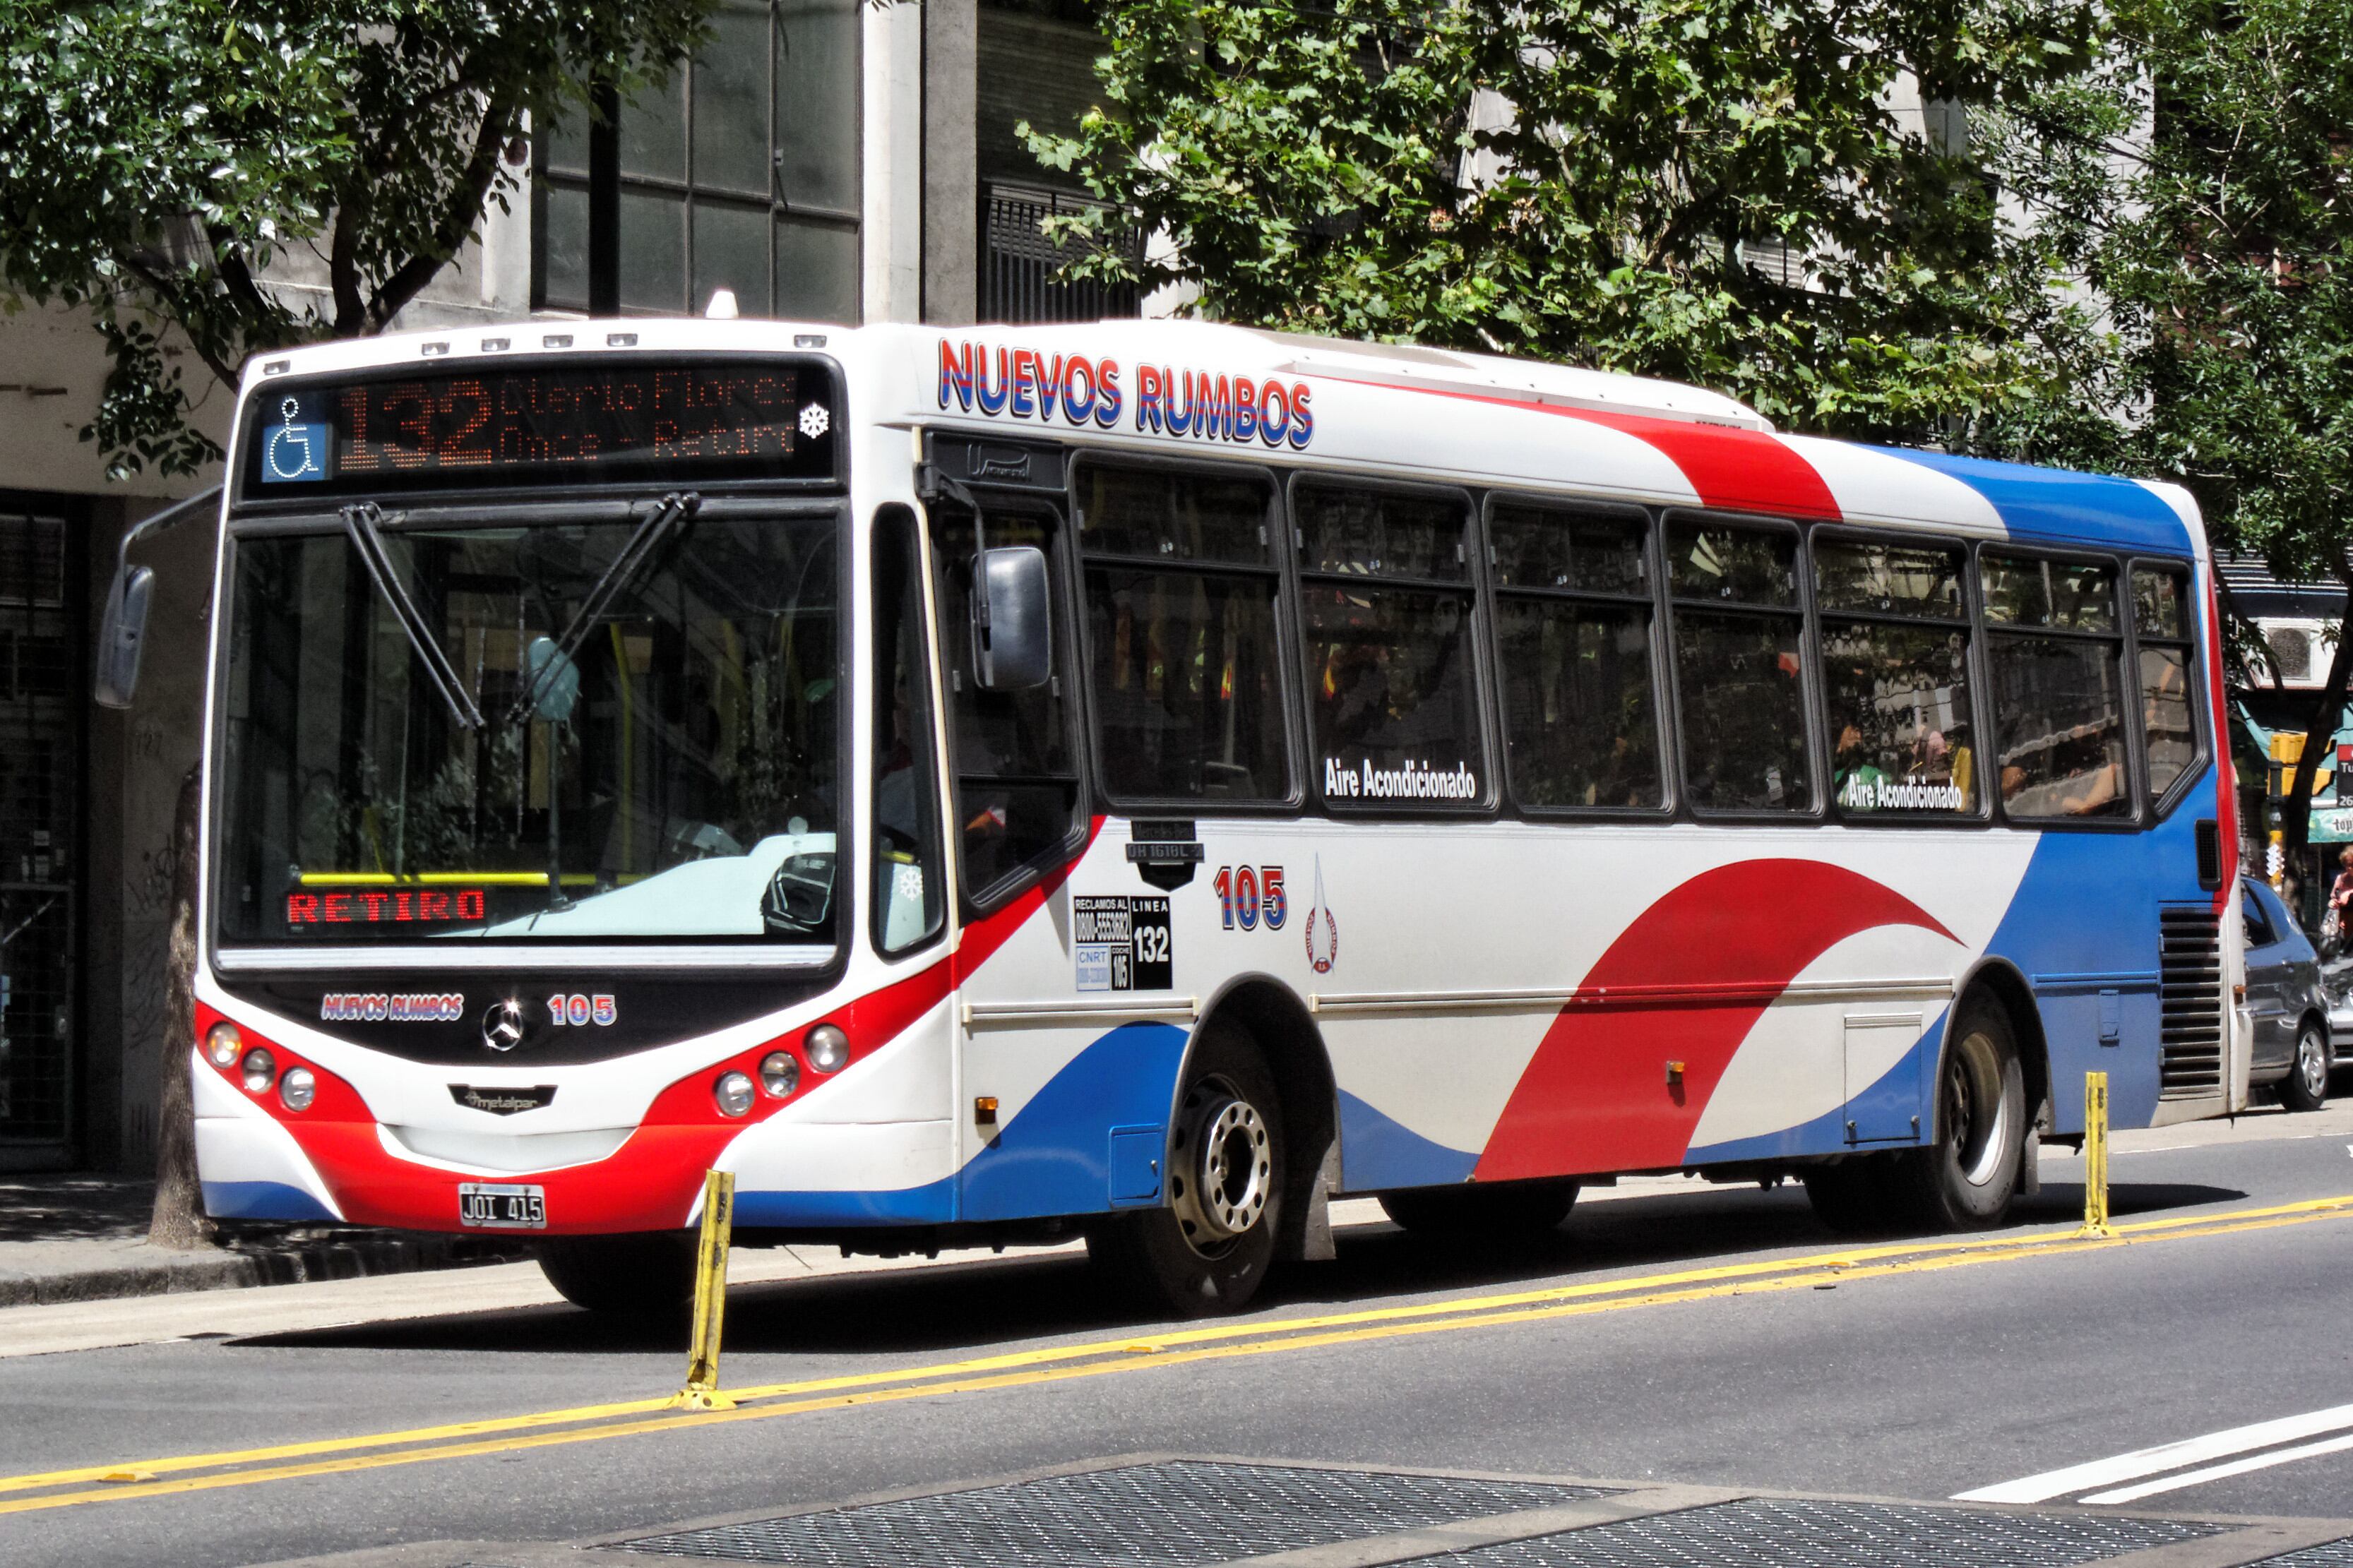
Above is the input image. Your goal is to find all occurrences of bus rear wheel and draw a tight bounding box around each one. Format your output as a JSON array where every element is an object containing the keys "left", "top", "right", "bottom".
[
  {"left": 1088, "top": 1022, "right": 1282, "bottom": 1317},
  {"left": 1378, "top": 1180, "right": 1578, "bottom": 1241},
  {"left": 1906, "top": 1000, "right": 2026, "bottom": 1230},
  {"left": 535, "top": 1231, "right": 698, "bottom": 1316}
]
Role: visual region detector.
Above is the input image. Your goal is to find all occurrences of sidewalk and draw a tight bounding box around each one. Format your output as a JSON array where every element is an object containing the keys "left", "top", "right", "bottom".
[{"left": 0, "top": 1175, "right": 528, "bottom": 1308}]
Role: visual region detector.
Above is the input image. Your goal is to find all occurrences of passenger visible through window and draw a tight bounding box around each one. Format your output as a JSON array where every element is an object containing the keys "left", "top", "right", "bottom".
[
  {"left": 1297, "top": 484, "right": 1485, "bottom": 807},
  {"left": 1815, "top": 538, "right": 1979, "bottom": 817},
  {"left": 1078, "top": 466, "right": 1289, "bottom": 803},
  {"left": 1490, "top": 502, "right": 1662, "bottom": 810},
  {"left": 1984, "top": 550, "right": 2128, "bottom": 818},
  {"left": 1669, "top": 517, "right": 1811, "bottom": 813}
]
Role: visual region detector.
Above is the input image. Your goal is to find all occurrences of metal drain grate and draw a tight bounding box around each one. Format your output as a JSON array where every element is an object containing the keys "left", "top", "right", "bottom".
[
  {"left": 2246, "top": 1540, "right": 2353, "bottom": 1565},
  {"left": 1419, "top": 1497, "right": 2222, "bottom": 1568},
  {"left": 621, "top": 1460, "right": 1614, "bottom": 1567}
]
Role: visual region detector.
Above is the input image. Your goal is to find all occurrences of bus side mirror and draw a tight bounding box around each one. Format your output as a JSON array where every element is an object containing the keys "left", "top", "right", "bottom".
[
  {"left": 972, "top": 546, "right": 1052, "bottom": 690},
  {"left": 95, "top": 563, "right": 156, "bottom": 710}
]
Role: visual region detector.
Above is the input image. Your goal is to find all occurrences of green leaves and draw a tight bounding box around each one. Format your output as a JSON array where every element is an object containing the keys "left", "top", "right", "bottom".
[
  {"left": 1031, "top": 0, "right": 2107, "bottom": 447},
  {"left": 0, "top": 0, "right": 713, "bottom": 477}
]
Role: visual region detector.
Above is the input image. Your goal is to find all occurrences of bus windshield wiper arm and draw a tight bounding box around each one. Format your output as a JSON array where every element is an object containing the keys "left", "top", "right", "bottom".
[
  {"left": 507, "top": 490, "right": 700, "bottom": 728},
  {"left": 341, "top": 503, "right": 483, "bottom": 730}
]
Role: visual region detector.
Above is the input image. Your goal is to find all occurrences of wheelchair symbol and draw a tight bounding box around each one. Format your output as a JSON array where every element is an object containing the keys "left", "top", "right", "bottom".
[{"left": 263, "top": 397, "right": 327, "bottom": 482}]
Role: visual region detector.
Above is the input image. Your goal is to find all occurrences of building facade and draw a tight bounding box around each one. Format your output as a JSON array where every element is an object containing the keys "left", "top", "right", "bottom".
[{"left": 0, "top": 0, "right": 1118, "bottom": 1173}]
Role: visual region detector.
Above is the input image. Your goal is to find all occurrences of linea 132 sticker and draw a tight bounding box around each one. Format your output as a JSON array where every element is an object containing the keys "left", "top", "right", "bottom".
[{"left": 1074, "top": 894, "right": 1173, "bottom": 992}]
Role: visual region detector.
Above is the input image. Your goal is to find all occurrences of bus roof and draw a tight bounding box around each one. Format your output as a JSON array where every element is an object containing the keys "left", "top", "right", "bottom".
[{"left": 240, "top": 316, "right": 2204, "bottom": 560}]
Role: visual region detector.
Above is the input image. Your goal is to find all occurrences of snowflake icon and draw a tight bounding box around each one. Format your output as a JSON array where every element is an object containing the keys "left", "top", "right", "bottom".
[{"left": 798, "top": 403, "right": 830, "bottom": 439}]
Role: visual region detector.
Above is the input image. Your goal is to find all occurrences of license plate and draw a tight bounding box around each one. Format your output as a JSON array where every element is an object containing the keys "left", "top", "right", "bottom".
[{"left": 458, "top": 1183, "right": 546, "bottom": 1229}]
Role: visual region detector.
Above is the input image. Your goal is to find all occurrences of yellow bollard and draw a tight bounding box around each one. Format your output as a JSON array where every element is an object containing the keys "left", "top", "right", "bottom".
[
  {"left": 674, "top": 1168, "right": 737, "bottom": 1411},
  {"left": 2076, "top": 1072, "right": 2116, "bottom": 1239}
]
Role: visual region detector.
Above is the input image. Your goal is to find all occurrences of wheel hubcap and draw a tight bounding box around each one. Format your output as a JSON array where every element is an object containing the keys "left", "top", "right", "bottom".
[
  {"left": 1944, "top": 1029, "right": 2013, "bottom": 1188},
  {"left": 2300, "top": 1030, "right": 2328, "bottom": 1096},
  {"left": 1169, "top": 1077, "right": 1273, "bottom": 1249}
]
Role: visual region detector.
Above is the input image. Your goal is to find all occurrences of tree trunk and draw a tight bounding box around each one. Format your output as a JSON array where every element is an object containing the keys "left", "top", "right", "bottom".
[{"left": 148, "top": 762, "right": 209, "bottom": 1250}]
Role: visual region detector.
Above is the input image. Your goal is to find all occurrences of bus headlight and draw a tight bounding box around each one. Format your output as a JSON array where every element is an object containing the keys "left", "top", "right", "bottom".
[
  {"left": 759, "top": 1051, "right": 800, "bottom": 1099},
  {"left": 280, "top": 1067, "right": 316, "bottom": 1113},
  {"left": 205, "top": 1021, "right": 243, "bottom": 1068},
  {"left": 805, "top": 1024, "right": 849, "bottom": 1074},
  {"left": 713, "top": 1070, "right": 755, "bottom": 1118},
  {"left": 240, "top": 1048, "right": 277, "bottom": 1094}
]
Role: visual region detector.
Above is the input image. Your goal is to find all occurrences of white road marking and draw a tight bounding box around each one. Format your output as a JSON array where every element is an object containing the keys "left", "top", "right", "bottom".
[
  {"left": 1953, "top": 1401, "right": 2353, "bottom": 1502},
  {"left": 2080, "top": 1430, "right": 2353, "bottom": 1504}
]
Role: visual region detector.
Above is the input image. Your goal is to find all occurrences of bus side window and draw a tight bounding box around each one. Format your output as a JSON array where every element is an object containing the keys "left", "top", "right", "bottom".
[
  {"left": 1982, "top": 551, "right": 2131, "bottom": 820},
  {"left": 1489, "top": 500, "right": 1663, "bottom": 810},
  {"left": 872, "top": 507, "right": 946, "bottom": 954},
  {"left": 2133, "top": 563, "right": 2198, "bottom": 806},
  {"left": 1666, "top": 515, "right": 1813, "bottom": 813},
  {"left": 1296, "top": 481, "right": 1489, "bottom": 809},
  {"left": 934, "top": 505, "right": 1083, "bottom": 904},
  {"left": 1076, "top": 463, "right": 1289, "bottom": 803},
  {"left": 1813, "top": 536, "right": 1981, "bottom": 820}
]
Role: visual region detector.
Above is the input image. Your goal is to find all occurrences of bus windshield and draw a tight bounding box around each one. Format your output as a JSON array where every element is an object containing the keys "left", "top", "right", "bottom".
[{"left": 214, "top": 507, "right": 840, "bottom": 948}]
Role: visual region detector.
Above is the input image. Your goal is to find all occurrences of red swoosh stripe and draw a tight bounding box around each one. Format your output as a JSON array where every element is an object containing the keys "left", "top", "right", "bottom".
[
  {"left": 1399, "top": 385, "right": 1843, "bottom": 521},
  {"left": 1475, "top": 860, "right": 1953, "bottom": 1181}
]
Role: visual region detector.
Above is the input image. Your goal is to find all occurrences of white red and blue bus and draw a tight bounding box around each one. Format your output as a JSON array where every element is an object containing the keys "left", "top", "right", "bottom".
[{"left": 156, "top": 317, "right": 2244, "bottom": 1315}]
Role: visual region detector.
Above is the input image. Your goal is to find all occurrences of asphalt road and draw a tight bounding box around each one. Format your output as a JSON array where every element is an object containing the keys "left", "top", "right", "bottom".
[{"left": 6, "top": 1100, "right": 2353, "bottom": 1568}]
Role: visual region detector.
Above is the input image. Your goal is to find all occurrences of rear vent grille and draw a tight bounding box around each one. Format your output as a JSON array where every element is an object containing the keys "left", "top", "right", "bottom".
[{"left": 2159, "top": 907, "right": 2224, "bottom": 1098}]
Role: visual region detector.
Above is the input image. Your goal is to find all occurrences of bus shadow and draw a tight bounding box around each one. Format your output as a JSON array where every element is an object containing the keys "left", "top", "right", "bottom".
[{"left": 229, "top": 1177, "right": 2244, "bottom": 1359}]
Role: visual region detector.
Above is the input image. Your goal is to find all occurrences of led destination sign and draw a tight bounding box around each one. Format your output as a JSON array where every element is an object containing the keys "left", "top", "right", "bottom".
[{"left": 243, "top": 359, "right": 839, "bottom": 494}]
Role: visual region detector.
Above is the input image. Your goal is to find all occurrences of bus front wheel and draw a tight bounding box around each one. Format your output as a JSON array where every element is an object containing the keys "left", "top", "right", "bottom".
[
  {"left": 1089, "top": 1022, "right": 1283, "bottom": 1317},
  {"left": 535, "top": 1231, "right": 698, "bottom": 1317}
]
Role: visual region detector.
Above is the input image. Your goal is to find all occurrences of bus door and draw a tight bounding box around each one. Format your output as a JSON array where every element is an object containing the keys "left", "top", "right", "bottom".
[{"left": 930, "top": 482, "right": 1167, "bottom": 1223}]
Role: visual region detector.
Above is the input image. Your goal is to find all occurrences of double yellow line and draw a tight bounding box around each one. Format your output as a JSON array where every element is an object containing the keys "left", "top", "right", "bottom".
[{"left": 6, "top": 1195, "right": 2349, "bottom": 1517}]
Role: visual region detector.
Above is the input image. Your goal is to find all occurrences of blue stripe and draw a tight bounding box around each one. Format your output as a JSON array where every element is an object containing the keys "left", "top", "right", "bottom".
[
  {"left": 203, "top": 1180, "right": 337, "bottom": 1221},
  {"left": 1878, "top": 449, "right": 2190, "bottom": 555},
  {"left": 1336, "top": 1088, "right": 1479, "bottom": 1190}
]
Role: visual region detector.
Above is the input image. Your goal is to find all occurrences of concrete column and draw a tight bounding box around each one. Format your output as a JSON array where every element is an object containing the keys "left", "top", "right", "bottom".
[
  {"left": 922, "top": 0, "right": 978, "bottom": 325},
  {"left": 862, "top": 0, "right": 926, "bottom": 323}
]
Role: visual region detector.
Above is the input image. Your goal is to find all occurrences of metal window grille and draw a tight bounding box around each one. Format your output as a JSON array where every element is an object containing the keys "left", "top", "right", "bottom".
[
  {"left": 0, "top": 508, "right": 78, "bottom": 1147},
  {"left": 981, "top": 185, "right": 1143, "bottom": 325}
]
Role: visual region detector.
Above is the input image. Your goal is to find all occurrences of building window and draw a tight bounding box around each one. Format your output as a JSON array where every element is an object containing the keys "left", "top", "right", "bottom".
[{"left": 536, "top": 0, "right": 862, "bottom": 321}]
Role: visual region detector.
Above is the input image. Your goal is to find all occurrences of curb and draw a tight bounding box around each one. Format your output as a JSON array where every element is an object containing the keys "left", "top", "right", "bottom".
[{"left": 0, "top": 1228, "right": 535, "bottom": 1309}]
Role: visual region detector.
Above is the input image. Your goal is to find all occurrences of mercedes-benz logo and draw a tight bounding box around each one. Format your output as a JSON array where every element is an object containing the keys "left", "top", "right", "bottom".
[{"left": 481, "top": 999, "right": 527, "bottom": 1053}]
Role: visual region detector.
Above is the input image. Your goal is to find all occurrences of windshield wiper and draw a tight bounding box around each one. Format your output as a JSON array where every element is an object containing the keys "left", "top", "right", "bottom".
[
  {"left": 341, "top": 503, "right": 483, "bottom": 730},
  {"left": 507, "top": 490, "right": 701, "bottom": 727}
]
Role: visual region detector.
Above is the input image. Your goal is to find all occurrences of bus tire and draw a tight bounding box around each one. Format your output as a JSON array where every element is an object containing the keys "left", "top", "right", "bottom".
[
  {"left": 1378, "top": 1180, "right": 1578, "bottom": 1240},
  {"left": 1906, "top": 998, "right": 2026, "bottom": 1230},
  {"left": 1088, "top": 1022, "right": 1282, "bottom": 1317},
  {"left": 535, "top": 1231, "right": 698, "bottom": 1317}
]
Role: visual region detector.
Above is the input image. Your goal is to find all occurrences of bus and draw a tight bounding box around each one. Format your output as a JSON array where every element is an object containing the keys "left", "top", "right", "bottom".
[{"left": 112, "top": 317, "right": 2246, "bottom": 1317}]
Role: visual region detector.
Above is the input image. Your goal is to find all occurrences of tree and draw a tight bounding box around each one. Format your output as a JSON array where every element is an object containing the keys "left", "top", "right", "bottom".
[
  {"left": 2088, "top": 0, "right": 2353, "bottom": 856},
  {"left": 0, "top": 0, "right": 709, "bottom": 1242},
  {"left": 0, "top": 0, "right": 710, "bottom": 479},
  {"left": 1027, "top": 0, "right": 2109, "bottom": 446}
]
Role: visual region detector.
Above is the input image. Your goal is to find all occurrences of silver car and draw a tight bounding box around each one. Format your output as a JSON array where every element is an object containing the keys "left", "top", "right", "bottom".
[{"left": 2241, "top": 878, "right": 2333, "bottom": 1111}]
